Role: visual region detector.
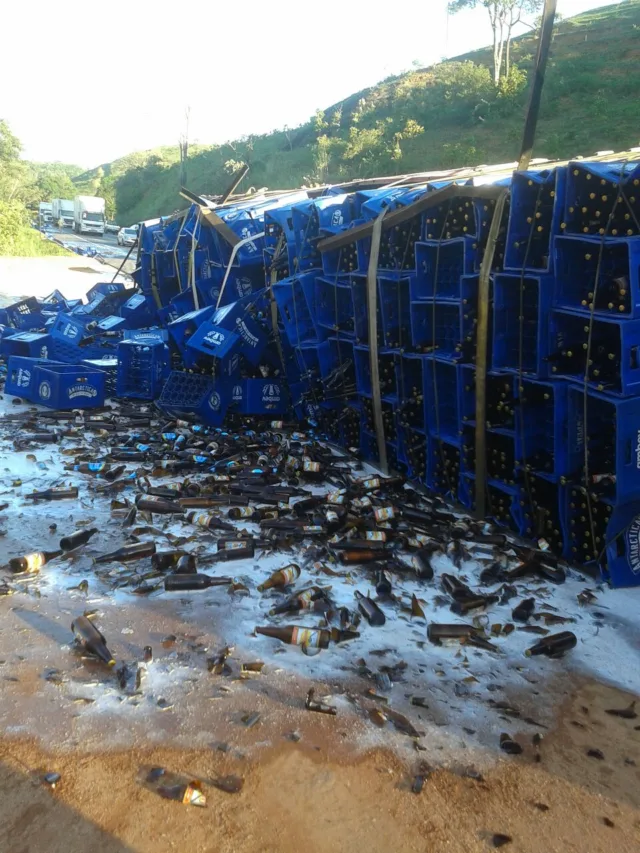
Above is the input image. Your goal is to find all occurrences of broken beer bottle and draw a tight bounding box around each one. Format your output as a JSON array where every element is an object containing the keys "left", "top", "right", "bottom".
[
  {"left": 71, "top": 615, "right": 115, "bottom": 666},
  {"left": 255, "top": 625, "right": 331, "bottom": 649},
  {"left": 9, "top": 549, "right": 62, "bottom": 573}
]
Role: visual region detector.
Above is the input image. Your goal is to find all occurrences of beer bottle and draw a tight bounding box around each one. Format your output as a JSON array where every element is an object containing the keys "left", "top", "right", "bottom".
[
  {"left": 451, "top": 594, "right": 499, "bottom": 615},
  {"left": 427, "top": 623, "right": 477, "bottom": 643},
  {"left": 185, "top": 511, "right": 235, "bottom": 532},
  {"left": 66, "top": 462, "right": 108, "bottom": 474},
  {"left": 164, "top": 573, "right": 232, "bottom": 591},
  {"left": 440, "top": 573, "right": 472, "bottom": 602},
  {"left": 255, "top": 625, "right": 331, "bottom": 649},
  {"left": 227, "top": 506, "right": 257, "bottom": 520},
  {"left": 60, "top": 528, "right": 99, "bottom": 551},
  {"left": 525, "top": 631, "right": 577, "bottom": 658},
  {"left": 9, "top": 549, "right": 62, "bottom": 573},
  {"left": 257, "top": 564, "right": 301, "bottom": 592},
  {"left": 135, "top": 496, "right": 184, "bottom": 515},
  {"left": 354, "top": 590, "right": 386, "bottom": 626},
  {"left": 71, "top": 615, "right": 115, "bottom": 666},
  {"left": 338, "top": 550, "right": 383, "bottom": 565},
  {"left": 175, "top": 554, "right": 197, "bottom": 574},
  {"left": 151, "top": 550, "right": 187, "bottom": 571},
  {"left": 411, "top": 548, "right": 435, "bottom": 580},
  {"left": 94, "top": 542, "right": 156, "bottom": 564},
  {"left": 103, "top": 464, "right": 127, "bottom": 483},
  {"left": 375, "top": 569, "right": 392, "bottom": 596},
  {"left": 24, "top": 487, "right": 78, "bottom": 501},
  {"left": 512, "top": 598, "right": 536, "bottom": 622},
  {"left": 268, "top": 586, "right": 328, "bottom": 616}
]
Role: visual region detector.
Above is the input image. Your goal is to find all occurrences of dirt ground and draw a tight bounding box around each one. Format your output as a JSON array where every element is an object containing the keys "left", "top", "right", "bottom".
[{"left": 0, "top": 677, "right": 637, "bottom": 853}]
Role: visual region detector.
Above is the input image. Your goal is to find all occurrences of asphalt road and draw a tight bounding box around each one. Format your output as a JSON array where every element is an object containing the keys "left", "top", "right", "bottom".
[{"left": 45, "top": 225, "right": 138, "bottom": 276}]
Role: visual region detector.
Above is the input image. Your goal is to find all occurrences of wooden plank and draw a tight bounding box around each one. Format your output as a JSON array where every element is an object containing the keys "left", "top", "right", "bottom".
[
  {"left": 317, "top": 183, "right": 505, "bottom": 254},
  {"left": 474, "top": 189, "right": 509, "bottom": 519},
  {"left": 367, "top": 210, "right": 389, "bottom": 475}
]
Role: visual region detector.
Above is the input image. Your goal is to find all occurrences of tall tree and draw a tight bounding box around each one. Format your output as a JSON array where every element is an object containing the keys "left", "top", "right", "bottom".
[{"left": 449, "top": 1, "right": 542, "bottom": 85}]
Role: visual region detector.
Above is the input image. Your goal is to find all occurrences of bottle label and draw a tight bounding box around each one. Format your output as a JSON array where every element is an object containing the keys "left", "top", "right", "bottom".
[
  {"left": 362, "top": 478, "right": 381, "bottom": 490},
  {"left": 291, "top": 627, "right": 321, "bottom": 647},
  {"left": 24, "top": 552, "right": 46, "bottom": 572},
  {"left": 302, "top": 526, "right": 323, "bottom": 534},
  {"left": 135, "top": 444, "right": 150, "bottom": 452},
  {"left": 303, "top": 458, "right": 321, "bottom": 473},
  {"left": 194, "top": 514, "right": 211, "bottom": 527},
  {"left": 325, "top": 511, "right": 339, "bottom": 523},
  {"left": 326, "top": 491, "right": 346, "bottom": 504},
  {"left": 224, "top": 541, "right": 247, "bottom": 550},
  {"left": 162, "top": 433, "right": 177, "bottom": 441},
  {"left": 374, "top": 507, "right": 395, "bottom": 522},
  {"left": 365, "top": 531, "right": 387, "bottom": 541},
  {"left": 87, "top": 462, "right": 105, "bottom": 471},
  {"left": 236, "top": 507, "right": 255, "bottom": 518},
  {"left": 270, "top": 421, "right": 284, "bottom": 429},
  {"left": 328, "top": 533, "right": 341, "bottom": 544},
  {"left": 279, "top": 565, "right": 300, "bottom": 584},
  {"left": 297, "top": 589, "right": 316, "bottom": 605},
  {"left": 192, "top": 456, "right": 208, "bottom": 464},
  {"left": 352, "top": 497, "right": 372, "bottom": 509},
  {"left": 211, "top": 474, "right": 230, "bottom": 482}
]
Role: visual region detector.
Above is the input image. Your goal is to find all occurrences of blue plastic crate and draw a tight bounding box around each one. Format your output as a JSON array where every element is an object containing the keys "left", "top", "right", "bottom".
[
  {"left": 122, "top": 328, "right": 168, "bottom": 344},
  {"left": 318, "top": 338, "right": 356, "bottom": 404},
  {"left": 5, "top": 356, "right": 64, "bottom": 398},
  {"left": 314, "top": 277, "right": 355, "bottom": 336},
  {"left": 97, "top": 315, "right": 126, "bottom": 332},
  {"left": 379, "top": 275, "right": 412, "bottom": 350},
  {"left": 320, "top": 226, "right": 367, "bottom": 277},
  {"left": 350, "top": 273, "right": 383, "bottom": 347},
  {"left": 31, "top": 363, "right": 106, "bottom": 409},
  {"left": 85, "top": 282, "right": 126, "bottom": 302},
  {"left": 563, "top": 160, "right": 640, "bottom": 237},
  {"left": 1, "top": 332, "right": 51, "bottom": 360},
  {"left": 410, "top": 301, "right": 461, "bottom": 359},
  {"left": 504, "top": 167, "right": 567, "bottom": 274},
  {"left": 5, "top": 297, "right": 44, "bottom": 330},
  {"left": 120, "top": 291, "right": 158, "bottom": 327},
  {"left": 81, "top": 357, "right": 118, "bottom": 396},
  {"left": 167, "top": 306, "right": 216, "bottom": 358},
  {"left": 185, "top": 304, "right": 268, "bottom": 367},
  {"left": 397, "top": 354, "right": 426, "bottom": 431},
  {"left": 516, "top": 378, "right": 569, "bottom": 479},
  {"left": 412, "top": 238, "right": 475, "bottom": 301},
  {"left": 158, "top": 289, "right": 196, "bottom": 326},
  {"left": 376, "top": 214, "right": 422, "bottom": 274},
  {"left": 272, "top": 272, "right": 321, "bottom": 346},
  {"left": 427, "top": 436, "right": 461, "bottom": 501},
  {"left": 603, "top": 501, "right": 640, "bottom": 587},
  {"left": 157, "top": 371, "right": 228, "bottom": 427},
  {"left": 228, "top": 379, "right": 289, "bottom": 415},
  {"left": 519, "top": 472, "right": 567, "bottom": 556},
  {"left": 493, "top": 274, "right": 554, "bottom": 377},
  {"left": 550, "top": 309, "right": 640, "bottom": 396},
  {"left": 116, "top": 340, "right": 170, "bottom": 400},
  {"left": 423, "top": 357, "right": 460, "bottom": 443},
  {"left": 354, "top": 346, "right": 397, "bottom": 400},
  {"left": 563, "top": 483, "right": 614, "bottom": 567},
  {"left": 554, "top": 235, "right": 640, "bottom": 318},
  {"left": 397, "top": 424, "right": 427, "bottom": 484},
  {"left": 50, "top": 312, "right": 92, "bottom": 347},
  {"left": 566, "top": 384, "right": 640, "bottom": 503}
]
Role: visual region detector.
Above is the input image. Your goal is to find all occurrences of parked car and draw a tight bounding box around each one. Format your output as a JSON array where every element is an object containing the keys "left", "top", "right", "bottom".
[{"left": 117, "top": 226, "right": 138, "bottom": 246}]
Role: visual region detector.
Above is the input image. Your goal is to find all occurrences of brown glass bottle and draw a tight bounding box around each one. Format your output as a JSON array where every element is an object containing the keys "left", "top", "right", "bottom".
[
  {"left": 257, "top": 564, "right": 301, "bottom": 592},
  {"left": 136, "top": 496, "right": 184, "bottom": 515},
  {"left": 94, "top": 542, "right": 156, "bottom": 564},
  {"left": 24, "top": 487, "right": 78, "bottom": 501},
  {"left": 525, "top": 631, "right": 577, "bottom": 657},
  {"left": 151, "top": 550, "right": 187, "bottom": 571},
  {"left": 164, "top": 573, "right": 232, "bottom": 591},
  {"left": 71, "top": 615, "right": 115, "bottom": 666},
  {"left": 9, "top": 549, "right": 62, "bottom": 573},
  {"left": 60, "top": 528, "right": 99, "bottom": 551},
  {"left": 255, "top": 625, "right": 331, "bottom": 649},
  {"left": 354, "top": 590, "right": 386, "bottom": 626}
]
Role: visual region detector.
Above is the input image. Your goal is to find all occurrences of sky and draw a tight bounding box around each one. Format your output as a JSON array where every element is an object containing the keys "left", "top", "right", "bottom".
[{"left": 2, "top": 0, "right": 617, "bottom": 168}]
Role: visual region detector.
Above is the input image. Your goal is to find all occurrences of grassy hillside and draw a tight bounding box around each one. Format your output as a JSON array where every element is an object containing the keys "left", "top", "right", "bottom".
[{"left": 83, "top": 1, "right": 640, "bottom": 225}]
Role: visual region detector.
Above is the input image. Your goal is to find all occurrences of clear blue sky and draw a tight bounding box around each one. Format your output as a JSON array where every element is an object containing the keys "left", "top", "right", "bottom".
[{"left": 3, "top": 0, "right": 617, "bottom": 167}]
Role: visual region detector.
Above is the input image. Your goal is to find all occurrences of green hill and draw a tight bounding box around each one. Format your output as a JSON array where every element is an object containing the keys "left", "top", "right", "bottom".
[{"left": 82, "top": 0, "right": 640, "bottom": 225}]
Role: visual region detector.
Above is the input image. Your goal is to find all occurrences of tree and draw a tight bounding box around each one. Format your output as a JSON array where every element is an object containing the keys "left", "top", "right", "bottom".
[{"left": 448, "top": 1, "right": 542, "bottom": 85}]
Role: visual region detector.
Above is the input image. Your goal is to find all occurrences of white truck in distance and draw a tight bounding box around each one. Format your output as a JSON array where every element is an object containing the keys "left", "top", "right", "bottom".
[
  {"left": 73, "top": 195, "right": 105, "bottom": 235},
  {"left": 52, "top": 198, "right": 74, "bottom": 228},
  {"left": 38, "top": 202, "right": 53, "bottom": 227}
]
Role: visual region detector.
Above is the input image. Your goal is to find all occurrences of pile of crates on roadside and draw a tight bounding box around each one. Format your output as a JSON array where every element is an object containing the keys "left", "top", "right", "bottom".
[{"left": 2, "top": 159, "right": 640, "bottom": 585}]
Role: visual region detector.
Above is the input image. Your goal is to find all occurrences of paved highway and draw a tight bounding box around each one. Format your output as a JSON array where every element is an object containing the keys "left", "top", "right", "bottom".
[{"left": 44, "top": 224, "right": 137, "bottom": 276}]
